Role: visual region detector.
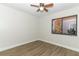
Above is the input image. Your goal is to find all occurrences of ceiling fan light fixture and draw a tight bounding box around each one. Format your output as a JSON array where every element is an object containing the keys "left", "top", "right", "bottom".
[{"left": 40, "top": 7, "right": 44, "bottom": 11}]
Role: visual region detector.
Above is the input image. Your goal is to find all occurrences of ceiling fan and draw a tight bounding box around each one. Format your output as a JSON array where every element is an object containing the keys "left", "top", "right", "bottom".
[{"left": 31, "top": 3, "right": 54, "bottom": 12}]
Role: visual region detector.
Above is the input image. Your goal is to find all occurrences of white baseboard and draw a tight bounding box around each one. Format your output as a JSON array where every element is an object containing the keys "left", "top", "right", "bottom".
[
  {"left": 40, "top": 39, "right": 79, "bottom": 52},
  {"left": 0, "top": 40, "right": 36, "bottom": 52}
]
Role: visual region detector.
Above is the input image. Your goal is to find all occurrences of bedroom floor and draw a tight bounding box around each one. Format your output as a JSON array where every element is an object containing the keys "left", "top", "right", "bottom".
[{"left": 0, "top": 40, "right": 79, "bottom": 56}]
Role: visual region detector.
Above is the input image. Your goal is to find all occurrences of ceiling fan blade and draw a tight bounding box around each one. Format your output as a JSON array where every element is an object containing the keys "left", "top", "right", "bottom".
[
  {"left": 37, "top": 9, "right": 40, "bottom": 12},
  {"left": 31, "top": 4, "right": 39, "bottom": 7},
  {"left": 45, "top": 3, "right": 54, "bottom": 8},
  {"left": 44, "top": 8, "right": 48, "bottom": 12}
]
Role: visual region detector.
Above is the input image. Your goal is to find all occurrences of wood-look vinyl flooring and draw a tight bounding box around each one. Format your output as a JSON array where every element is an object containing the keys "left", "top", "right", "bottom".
[{"left": 0, "top": 40, "right": 79, "bottom": 56}]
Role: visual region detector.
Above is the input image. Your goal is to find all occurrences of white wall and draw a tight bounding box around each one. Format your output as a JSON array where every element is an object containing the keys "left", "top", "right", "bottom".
[
  {"left": 40, "top": 6, "right": 79, "bottom": 52},
  {"left": 0, "top": 4, "right": 38, "bottom": 51}
]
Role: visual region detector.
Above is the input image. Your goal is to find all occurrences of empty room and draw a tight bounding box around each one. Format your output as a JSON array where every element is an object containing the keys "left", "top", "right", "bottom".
[{"left": 0, "top": 3, "right": 79, "bottom": 56}]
